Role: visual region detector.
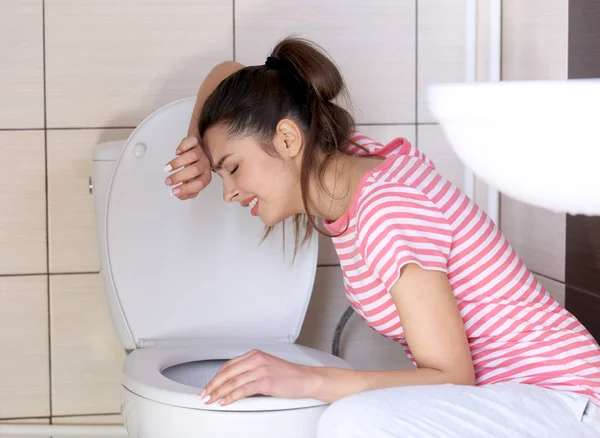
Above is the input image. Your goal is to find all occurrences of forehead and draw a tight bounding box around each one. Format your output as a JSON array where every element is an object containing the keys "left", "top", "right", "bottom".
[
  {"left": 203, "top": 125, "right": 265, "bottom": 165},
  {"left": 202, "top": 125, "right": 231, "bottom": 161}
]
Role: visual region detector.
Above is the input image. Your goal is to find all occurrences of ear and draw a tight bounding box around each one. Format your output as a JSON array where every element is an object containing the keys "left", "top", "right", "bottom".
[{"left": 274, "top": 119, "right": 303, "bottom": 159}]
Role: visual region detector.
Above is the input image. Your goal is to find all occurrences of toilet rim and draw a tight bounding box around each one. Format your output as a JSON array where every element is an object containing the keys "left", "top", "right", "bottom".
[{"left": 121, "top": 342, "right": 340, "bottom": 412}]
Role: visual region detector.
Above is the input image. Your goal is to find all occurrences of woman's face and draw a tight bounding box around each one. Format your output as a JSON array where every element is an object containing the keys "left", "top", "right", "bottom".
[{"left": 202, "top": 122, "right": 304, "bottom": 226}]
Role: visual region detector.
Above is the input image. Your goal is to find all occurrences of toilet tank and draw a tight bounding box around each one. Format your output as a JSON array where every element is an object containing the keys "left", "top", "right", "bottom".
[
  {"left": 91, "top": 140, "right": 135, "bottom": 349},
  {"left": 92, "top": 140, "right": 126, "bottom": 234}
]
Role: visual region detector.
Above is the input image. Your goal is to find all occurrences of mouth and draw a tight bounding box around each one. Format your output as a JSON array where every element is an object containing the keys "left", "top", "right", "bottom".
[
  {"left": 249, "top": 197, "right": 259, "bottom": 216},
  {"left": 241, "top": 196, "right": 256, "bottom": 207},
  {"left": 242, "top": 196, "right": 259, "bottom": 216}
]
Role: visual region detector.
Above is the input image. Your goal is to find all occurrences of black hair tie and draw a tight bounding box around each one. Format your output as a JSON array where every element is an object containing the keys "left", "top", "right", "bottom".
[
  {"left": 264, "top": 55, "right": 309, "bottom": 102},
  {"left": 265, "top": 56, "right": 283, "bottom": 70}
]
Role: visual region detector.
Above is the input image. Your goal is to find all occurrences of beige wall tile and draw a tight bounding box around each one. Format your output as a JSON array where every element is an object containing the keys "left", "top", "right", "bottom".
[
  {"left": 476, "top": 0, "right": 491, "bottom": 82},
  {"left": 502, "top": 0, "right": 569, "bottom": 81},
  {"left": 416, "top": 125, "right": 465, "bottom": 191},
  {"left": 0, "top": 418, "right": 50, "bottom": 438},
  {"left": 48, "top": 129, "right": 132, "bottom": 273},
  {"left": 45, "top": 0, "right": 233, "bottom": 128},
  {"left": 50, "top": 274, "right": 125, "bottom": 416},
  {"left": 52, "top": 415, "right": 125, "bottom": 438},
  {"left": 235, "top": 0, "right": 416, "bottom": 124},
  {"left": 536, "top": 274, "right": 565, "bottom": 307},
  {"left": 0, "top": 276, "right": 49, "bottom": 418},
  {"left": 0, "top": 131, "right": 46, "bottom": 275},
  {"left": 0, "top": 415, "right": 123, "bottom": 438},
  {"left": 0, "top": 0, "right": 44, "bottom": 129},
  {"left": 499, "top": 0, "right": 568, "bottom": 282},
  {"left": 317, "top": 235, "right": 339, "bottom": 267},
  {"left": 298, "top": 267, "right": 413, "bottom": 371},
  {"left": 358, "top": 125, "right": 417, "bottom": 147},
  {"left": 418, "top": 0, "right": 466, "bottom": 123},
  {"left": 501, "top": 196, "right": 566, "bottom": 282}
]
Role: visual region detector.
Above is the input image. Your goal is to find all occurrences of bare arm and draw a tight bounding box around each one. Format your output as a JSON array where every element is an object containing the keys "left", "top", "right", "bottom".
[
  {"left": 187, "top": 61, "right": 245, "bottom": 138},
  {"left": 166, "top": 61, "right": 244, "bottom": 199},
  {"left": 310, "top": 263, "right": 475, "bottom": 403}
]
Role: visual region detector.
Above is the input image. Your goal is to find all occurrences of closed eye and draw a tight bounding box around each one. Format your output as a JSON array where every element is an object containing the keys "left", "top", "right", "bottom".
[{"left": 230, "top": 165, "right": 239, "bottom": 175}]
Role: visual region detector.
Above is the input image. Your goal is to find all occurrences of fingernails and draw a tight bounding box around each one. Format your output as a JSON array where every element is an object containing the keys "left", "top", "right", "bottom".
[
  {"left": 171, "top": 188, "right": 180, "bottom": 196},
  {"left": 176, "top": 149, "right": 182, "bottom": 155},
  {"left": 165, "top": 178, "right": 171, "bottom": 185},
  {"left": 200, "top": 394, "right": 210, "bottom": 403},
  {"left": 199, "top": 389, "right": 206, "bottom": 398},
  {"left": 164, "top": 164, "right": 172, "bottom": 172},
  {"left": 217, "top": 399, "right": 224, "bottom": 406}
]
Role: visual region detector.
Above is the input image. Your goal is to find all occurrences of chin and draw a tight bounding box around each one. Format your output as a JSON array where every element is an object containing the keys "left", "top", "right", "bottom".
[
  {"left": 259, "top": 211, "right": 292, "bottom": 227},
  {"left": 260, "top": 216, "right": 282, "bottom": 227}
]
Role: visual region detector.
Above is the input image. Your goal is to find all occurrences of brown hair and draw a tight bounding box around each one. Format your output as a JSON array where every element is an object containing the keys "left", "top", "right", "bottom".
[{"left": 198, "top": 36, "right": 362, "bottom": 251}]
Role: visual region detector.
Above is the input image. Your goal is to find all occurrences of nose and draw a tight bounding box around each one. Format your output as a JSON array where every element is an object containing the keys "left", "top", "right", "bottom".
[{"left": 223, "top": 181, "right": 239, "bottom": 203}]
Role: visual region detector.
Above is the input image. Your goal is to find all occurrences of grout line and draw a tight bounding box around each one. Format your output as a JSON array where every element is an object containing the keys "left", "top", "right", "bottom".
[
  {"left": 414, "top": 0, "right": 419, "bottom": 147},
  {"left": 47, "top": 126, "right": 137, "bottom": 131},
  {"left": 0, "top": 127, "right": 45, "bottom": 131},
  {"left": 52, "top": 412, "right": 122, "bottom": 419},
  {"left": 532, "top": 271, "right": 565, "bottom": 285},
  {"left": 41, "top": 0, "right": 53, "bottom": 419},
  {"left": 497, "top": 0, "right": 504, "bottom": 231},
  {"left": 1, "top": 124, "right": 435, "bottom": 132},
  {"left": 0, "top": 271, "right": 100, "bottom": 278},
  {"left": 563, "top": 283, "right": 600, "bottom": 296},
  {"left": 0, "top": 416, "right": 50, "bottom": 422},
  {"left": 0, "top": 127, "right": 135, "bottom": 131},
  {"left": 356, "top": 122, "right": 434, "bottom": 126},
  {"left": 49, "top": 271, "right": 101, "bottom": 276},
  {"left": 0, "top": 272, "right": 48, "bottom": 278},
  {"left": 232, "top": 0, "right": 236, "bottom": 61},
  {"left": 0, "top": 413, "right": 122, "bottom": 422}
]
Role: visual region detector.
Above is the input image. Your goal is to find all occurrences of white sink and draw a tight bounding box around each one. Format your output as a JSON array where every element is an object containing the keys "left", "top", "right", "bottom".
[{"left": 427, "top": 79, "right": 600, "bottom": 216}]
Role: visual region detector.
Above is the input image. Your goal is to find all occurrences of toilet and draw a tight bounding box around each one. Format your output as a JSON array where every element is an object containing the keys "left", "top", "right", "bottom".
[{"left": 91, "top": 97, "right": 351, "bottom": 438}]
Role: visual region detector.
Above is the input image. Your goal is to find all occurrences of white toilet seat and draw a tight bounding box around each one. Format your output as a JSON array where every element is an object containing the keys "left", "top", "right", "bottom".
[{"left": 122, "top": 340, "right": 351, "bottom": 412}]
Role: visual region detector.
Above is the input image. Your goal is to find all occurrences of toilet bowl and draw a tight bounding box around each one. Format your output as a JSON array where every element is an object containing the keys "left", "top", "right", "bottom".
[{"left": 91, "top": 97, "right": 351, "bottom": 438}]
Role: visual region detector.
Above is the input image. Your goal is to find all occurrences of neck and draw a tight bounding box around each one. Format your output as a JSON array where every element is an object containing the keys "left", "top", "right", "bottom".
[{"left": 307, "top": 152, "right": 384, "bottom": 222}]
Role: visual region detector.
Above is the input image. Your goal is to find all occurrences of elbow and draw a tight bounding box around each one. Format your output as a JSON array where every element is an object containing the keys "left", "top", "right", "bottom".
[
  {"left": 461, "top": 373, "right": 477, "bottom": 386},
  {"left": 450, "top": 370, "right": 476, "bottom": 386},
  {"left": 439, "top": 366, "right": 476, "bottom": 386},
  {"left": 213, "top": 61, "right": 245, "bottom": 74}
]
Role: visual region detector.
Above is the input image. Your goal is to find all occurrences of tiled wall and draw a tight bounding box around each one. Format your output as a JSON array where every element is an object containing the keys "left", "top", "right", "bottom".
[{"left": 0, "top": 0, "right": 568, "bottom": 431}]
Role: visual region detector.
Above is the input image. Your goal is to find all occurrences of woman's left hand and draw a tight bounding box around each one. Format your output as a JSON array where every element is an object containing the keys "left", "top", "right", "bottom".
[{"left": 200, "top": 349, "right": 320, "bottom": 406}]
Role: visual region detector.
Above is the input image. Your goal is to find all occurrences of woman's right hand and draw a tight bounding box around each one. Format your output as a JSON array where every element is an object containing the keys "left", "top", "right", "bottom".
[{"left": 164, "top": 136, "right": 212, "bottom": 200}]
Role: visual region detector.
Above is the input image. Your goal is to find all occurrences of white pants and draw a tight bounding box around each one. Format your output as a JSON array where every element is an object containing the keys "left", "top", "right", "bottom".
[{"left": 316, "top": 382, "right": 600, "bottom": 437}]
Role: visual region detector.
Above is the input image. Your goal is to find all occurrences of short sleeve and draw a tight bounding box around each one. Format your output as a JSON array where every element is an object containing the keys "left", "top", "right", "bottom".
[{"left": 356, "top": 184, "right": 452, "bottom": 292}]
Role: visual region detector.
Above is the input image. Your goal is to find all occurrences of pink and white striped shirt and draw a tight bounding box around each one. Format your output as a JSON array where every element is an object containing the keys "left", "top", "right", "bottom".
[{"left": 325, "top": 131, "right": 600, "bottom": 405}]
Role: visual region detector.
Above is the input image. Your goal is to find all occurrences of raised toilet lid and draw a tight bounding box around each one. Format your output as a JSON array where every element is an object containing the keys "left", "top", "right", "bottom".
[{"left": 105, "top": 98, "right": 319, "bottom": 351}]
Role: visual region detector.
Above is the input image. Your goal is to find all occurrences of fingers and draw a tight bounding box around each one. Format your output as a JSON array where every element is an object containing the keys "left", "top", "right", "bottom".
[
  {"left": 218, "top": 378, "right": 268, "bottom": 407},
  {"left": 206, "top": 367, "right": 269, "bottom": 406},
  {"left": 164, "top": 146, "right": 203, "bottom": 174},
  {"left": 201, "top": 351, "right": 268, "bottom": 404},
  {"left": 165, "top": 162, "right": 202, "bottom": 187},
  {"left": 164, "top": 140, "right": 212, "bottom": 199},
  {"left": 176, "top": 136, "right": 199, "bottom": 155},
  {"left": 202, "top": 351, "right": 261, "bottom": 396},
  {"left": 217, "top": 349, "right": 262, "bottom": 373},
  {"left": 174, "top": 178, "right": 209, "bottom": 200}
]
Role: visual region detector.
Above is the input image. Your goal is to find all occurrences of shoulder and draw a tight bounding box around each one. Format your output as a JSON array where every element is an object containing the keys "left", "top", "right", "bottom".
[{"left": 356, "top": 182, "right": 450, "bottom": 236}]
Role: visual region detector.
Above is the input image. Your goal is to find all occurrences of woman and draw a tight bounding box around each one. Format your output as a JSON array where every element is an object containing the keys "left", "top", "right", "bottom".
[{"left": 163, "top": 37, "right": 600, "bottom": 436}]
